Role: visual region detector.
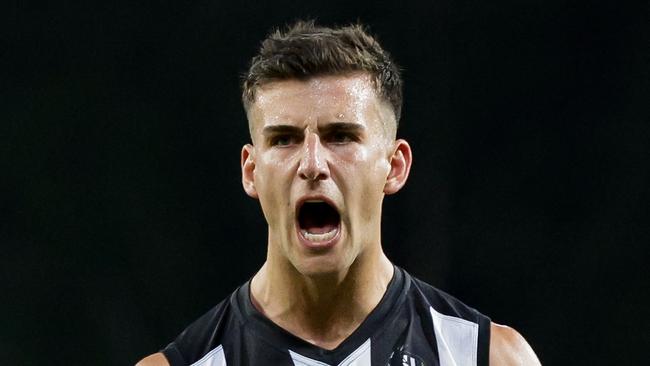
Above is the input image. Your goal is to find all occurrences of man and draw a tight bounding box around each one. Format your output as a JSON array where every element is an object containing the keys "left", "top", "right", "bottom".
[{"left": 138, "top": 21, "right": 540, "bottom": 366}]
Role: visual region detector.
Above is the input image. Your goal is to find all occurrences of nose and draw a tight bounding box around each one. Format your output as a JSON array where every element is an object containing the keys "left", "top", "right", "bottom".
[{"left": 297, "top": 132, "right": 330, "bottom": 182}]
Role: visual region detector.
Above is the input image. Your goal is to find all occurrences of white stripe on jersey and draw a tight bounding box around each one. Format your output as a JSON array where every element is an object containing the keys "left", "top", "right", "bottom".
[
  {"left": 189, "top": 344, "right": 227, "bottom": 366},
  {"left": 429, "top": 306, "right": 479, "bottom": 366}
]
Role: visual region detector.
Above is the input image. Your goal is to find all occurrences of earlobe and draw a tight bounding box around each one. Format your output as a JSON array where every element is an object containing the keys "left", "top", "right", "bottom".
[
  {"left": 241, "top": 144, "right": 258, "bottom": 199},
  {"left": 384, "top": 139, "right": 412, "bottom": 195}
]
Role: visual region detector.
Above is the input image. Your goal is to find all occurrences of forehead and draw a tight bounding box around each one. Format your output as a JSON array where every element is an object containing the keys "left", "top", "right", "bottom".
[
  {"left": 248, "top": 73, "right": 393, "bottom": 133},
  {"left": 256, "top": 73, "right": 376, "bottom": 104}
]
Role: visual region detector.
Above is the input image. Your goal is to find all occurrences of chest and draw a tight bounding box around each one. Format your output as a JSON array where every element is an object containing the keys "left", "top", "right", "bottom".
[{"left": 221, "top": 312, "right": 437, "bottom": 366}]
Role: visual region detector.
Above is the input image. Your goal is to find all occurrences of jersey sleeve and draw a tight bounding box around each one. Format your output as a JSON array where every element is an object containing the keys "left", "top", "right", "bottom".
[
  {"left": 160, "top": 299, "right": 233, "bottom": 366},
  {"left": 161, "top": 342, "right": 187, "bottom": 366}
]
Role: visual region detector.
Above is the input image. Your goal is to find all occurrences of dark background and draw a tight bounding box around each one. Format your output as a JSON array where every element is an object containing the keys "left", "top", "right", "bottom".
[{"left": 2, "top": 1, "right": 648, "bottom": 365}]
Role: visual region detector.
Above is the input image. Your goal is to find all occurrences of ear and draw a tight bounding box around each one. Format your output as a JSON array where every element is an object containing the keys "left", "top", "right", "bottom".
[
  {"left": 241, "top": 144, "right": 258, "bottom": 199},
  {"left": 384, "top": 139, "right": 412, "bottom": 195}
]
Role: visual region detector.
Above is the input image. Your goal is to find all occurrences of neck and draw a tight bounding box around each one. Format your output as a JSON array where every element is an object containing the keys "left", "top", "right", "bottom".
[{"left": 250, "top": 248, "right": 394, "bottom": 350}]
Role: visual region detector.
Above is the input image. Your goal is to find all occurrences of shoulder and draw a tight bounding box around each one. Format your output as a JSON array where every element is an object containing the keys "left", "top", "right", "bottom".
[
  {"left": 135, "top": 353, "right": 169, "bottom": 366},
  {"left": 407, "top": 271, "right": 489, "bottom": 325},
  {"left": 489, "top": 322, "right": 541, "bottom": 365},
  {"left": 135, "top": 288, "right": 240, "bottom": 366}
]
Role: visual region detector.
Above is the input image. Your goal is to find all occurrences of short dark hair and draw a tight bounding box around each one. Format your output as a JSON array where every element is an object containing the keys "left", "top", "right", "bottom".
[{"left": 241, "top": 20, "right": 403, "bottom": 125}]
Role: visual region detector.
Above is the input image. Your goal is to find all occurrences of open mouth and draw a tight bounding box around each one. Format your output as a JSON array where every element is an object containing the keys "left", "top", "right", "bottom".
[{"left": 297, "top": 200, "right": 341, "bottom": 243}]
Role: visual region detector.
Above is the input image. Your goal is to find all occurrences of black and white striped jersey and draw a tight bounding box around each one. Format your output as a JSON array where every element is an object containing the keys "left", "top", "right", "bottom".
[{"left": 161, "top": 267, "right": 491, "bottom": 366}]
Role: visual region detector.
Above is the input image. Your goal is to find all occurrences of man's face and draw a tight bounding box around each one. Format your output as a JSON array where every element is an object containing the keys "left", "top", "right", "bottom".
[{"left": 241, "top": 73, "right": 410, "bottom": 277}]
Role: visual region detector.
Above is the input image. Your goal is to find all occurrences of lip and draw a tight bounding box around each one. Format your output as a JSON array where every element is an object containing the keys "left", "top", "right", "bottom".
[{"left": 295, "top": 195, "right": 342, "bottom": 250}]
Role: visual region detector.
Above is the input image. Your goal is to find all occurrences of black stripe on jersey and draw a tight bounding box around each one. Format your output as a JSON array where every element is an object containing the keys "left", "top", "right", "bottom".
[{"left": 161, "top": 266, "right": 491, "bottom": 366}]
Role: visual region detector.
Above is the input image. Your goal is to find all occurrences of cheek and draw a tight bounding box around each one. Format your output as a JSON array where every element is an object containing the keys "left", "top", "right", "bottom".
[
  {"left": 254, "top": 154, "right": 295, "bottom": 215},
  {"left": 334, "top": 146, "right": 370, "bottom": 171},
  {"left": 336, "top": 148, "right": 390, "bottom": 218},
  {"left": 335, "top": 146, "right": 390, "bottom": 184},
  {"left": 256, "top": 151, "right": 297, "bottom": 185},
  {"left": 359, "top": 149, "right": 391, "bottom": 185}
]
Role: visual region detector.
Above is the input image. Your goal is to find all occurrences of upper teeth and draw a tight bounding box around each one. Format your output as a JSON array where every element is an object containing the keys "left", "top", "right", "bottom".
[{"left": 301, "top": 228, "right": 337, "bottom": 242}]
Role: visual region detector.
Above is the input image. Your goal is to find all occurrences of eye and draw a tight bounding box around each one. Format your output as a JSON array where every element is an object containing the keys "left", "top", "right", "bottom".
[
  {"left": 327, "top": 132, "right": 356, "bottom": 144},
  {"left": 270, "top": 135, "right": 297, "bottom": 147}
]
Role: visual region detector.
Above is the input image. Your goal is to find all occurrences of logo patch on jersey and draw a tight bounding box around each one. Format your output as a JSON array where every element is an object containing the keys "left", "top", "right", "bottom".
[{"left": 386, "top": 348, "right": 425, "bottom": 366}]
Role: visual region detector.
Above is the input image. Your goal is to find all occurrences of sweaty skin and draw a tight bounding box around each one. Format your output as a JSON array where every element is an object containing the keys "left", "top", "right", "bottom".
[
  {"left": 242, "top": 73, "right": 408, "bottom": 349},
  {"left": 136, "top": 73, "right": 541, "bottom": 365},
  {"left": 490, "top": 324, "right": 542, "bottom": 365}
]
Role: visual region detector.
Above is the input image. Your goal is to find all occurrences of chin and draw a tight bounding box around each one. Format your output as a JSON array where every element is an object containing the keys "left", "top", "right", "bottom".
[{"left": 291, "top": 253, "right": 352, "bottom": 279}]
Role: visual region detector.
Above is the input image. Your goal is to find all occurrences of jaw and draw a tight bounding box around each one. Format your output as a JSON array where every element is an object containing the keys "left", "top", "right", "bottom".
[
  {"left": 280, "top": 222, "right": 355, "bottom": 278},
  {"left": 265, "top": 211, "right": 387, "bottom": 283},
  {"left": 263, "top": 191, "right": 384, "bottom": 278}
]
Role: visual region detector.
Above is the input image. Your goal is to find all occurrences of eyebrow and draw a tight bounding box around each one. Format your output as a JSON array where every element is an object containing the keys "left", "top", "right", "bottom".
[
  {"left": 262, "top": 122, "right": 365, "bottom": 135},
  {"left": 260, "top": 122, "right": 366, "bottom": 142},
  {"left": 261, "top": 125, "right": 303, "bottom": 136},
  {"left": 319, "top": 122, "right": 365, "bottom": 134}
]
